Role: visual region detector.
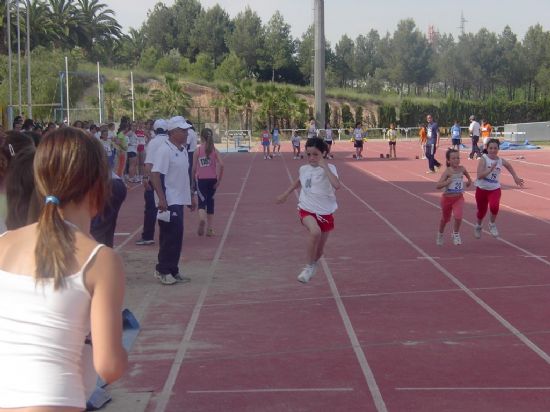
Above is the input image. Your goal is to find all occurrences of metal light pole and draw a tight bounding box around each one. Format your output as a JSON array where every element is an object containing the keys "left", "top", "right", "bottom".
[
  {"left": 314, "top": 0, "right": 326, "bottom": 129},
  {"left": 16, "top": 0, "right": 22, "bottom": 115},
  {"left": 25, "top": 0, "right": 32, "bottom": 118},
  {"left": 97, "top": 62, "right": 102, "bottom": 123},
  {"left": 130, "top": 71, "right": 135, "bottom": 121},
  {"left": 65, "top": 56, "right": 70, "bottom": 124},
  {"left": 6, "top": 0, "right": 14, "bottom": 127}
]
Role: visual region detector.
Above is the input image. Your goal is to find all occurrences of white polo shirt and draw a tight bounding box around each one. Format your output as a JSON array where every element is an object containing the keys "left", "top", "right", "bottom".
[
  {"left": 145, "top": 133, "right": 168, "bottom": 165},
  {"left": 151, "top": 140, "right": 191, "bottom": 206},
  {"left": 187, "top": 129, "right": 198, "bottom": 153}
]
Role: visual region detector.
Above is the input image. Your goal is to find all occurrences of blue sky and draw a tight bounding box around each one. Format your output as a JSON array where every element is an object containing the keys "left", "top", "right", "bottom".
[{"left": 107, "top": 0, "right": 549, "bottom": 43}]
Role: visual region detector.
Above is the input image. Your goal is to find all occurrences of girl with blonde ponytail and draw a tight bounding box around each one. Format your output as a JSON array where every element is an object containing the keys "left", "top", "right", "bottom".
[{"left": 0, "top": 127, "right": 127, "bottom": 411}]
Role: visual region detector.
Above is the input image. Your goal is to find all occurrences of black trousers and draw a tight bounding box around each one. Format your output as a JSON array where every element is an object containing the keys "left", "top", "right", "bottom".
[
  {"left": 91, "top": 178, "right": 127, "bottom": 248},
  {"left": 156, "top": 204, "right": 184, "bottom": 275},
  {"left": 141, "top": 185, "right": 157, "bottom": 241}
]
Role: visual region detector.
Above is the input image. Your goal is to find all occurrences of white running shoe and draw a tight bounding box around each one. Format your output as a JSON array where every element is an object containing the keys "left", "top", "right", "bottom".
[
  {"left": 488, "top": 222, "right": 499, "bottom": 237},
  {"left": 436, "top": 232, "right": 444, "bottom": 246},
  {"left": 474, "top": 224, "right": 482, "bottom": 239},
  {"left": 452, "top": 232, "right": 462, "bottom": 245},
  {"left": 297, "top": 263, "right": 317, "bottom": 283}
]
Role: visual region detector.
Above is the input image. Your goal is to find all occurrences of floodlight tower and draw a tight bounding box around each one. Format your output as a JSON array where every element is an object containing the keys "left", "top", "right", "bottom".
[
  {"left": 459, "top": 11, "right": 468, "bottom": 36},
  {"left": 314, "top": 0, "right": 325, "bottom": 129}
]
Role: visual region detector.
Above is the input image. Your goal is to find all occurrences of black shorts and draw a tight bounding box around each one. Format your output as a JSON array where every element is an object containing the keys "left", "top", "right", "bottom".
[
  {"left": 388, "top": 141, "right": 396, "bottom": 146},
  {"left": 127, "top": 152, "right": 137, "bottom": 158},
  {"left": 325, "top": 140, "right": 333, "bottom": 146},
  {"left": 354, "top": 140, "right": 363, "bottom": 148},
  {"left": 452, "top": 138, "right": 461, "bottom": 146}
]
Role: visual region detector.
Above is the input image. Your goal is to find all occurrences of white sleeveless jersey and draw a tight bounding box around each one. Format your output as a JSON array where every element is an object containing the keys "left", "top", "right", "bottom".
[
  {"left": 476, "top": 155, "right": 502, "bottom": 190},
  {"left": 445, "top": 173, "right": 465, "bottom": 194}
]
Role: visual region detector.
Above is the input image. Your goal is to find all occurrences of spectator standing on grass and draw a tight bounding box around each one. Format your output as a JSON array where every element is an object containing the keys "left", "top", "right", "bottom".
[
  {"left": 425, "top": 114, "right": 442, "bottom": 173},
  {"left": 450, "top": 120, "right": 462, "bottom": 151},
  {"left": 192, "top": 128, "right": 224, "bottom": 237},
  {"left": 435, "top": 148, "right": 472, "bottom": 246},
  {"left": 277, "top": 137, "right": 340, "bottom": 284},
  {"left": 150, "top": 116, "right": 196, "bottom": 285},
  {"left": 0, "top": 127, "right": 127, "bottom": 411},
  {"left": 473, "top": 138, "right": 524, "bottom": 239},
  {"left": 468, "top": 115, "right": 481, "bottom": 159},
  {"left": 136, "top": 119, "right": 169, "bottom": 246}
]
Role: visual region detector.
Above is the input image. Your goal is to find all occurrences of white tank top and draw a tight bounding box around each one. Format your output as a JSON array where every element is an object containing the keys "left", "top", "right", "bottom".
[
  {"left": 445, "top": 172, "right": 465, "bottom": 195},
  {"left": 0, "top": 240, "right": 103, "bottom": 409},
  {"left": 476, "top": 155, "right": 502, "bottom": 191}
]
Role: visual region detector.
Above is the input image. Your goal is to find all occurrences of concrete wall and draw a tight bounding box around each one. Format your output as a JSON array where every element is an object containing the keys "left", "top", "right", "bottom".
[{"left": 504, "top": 121, "right": 550, "bottom": 142}]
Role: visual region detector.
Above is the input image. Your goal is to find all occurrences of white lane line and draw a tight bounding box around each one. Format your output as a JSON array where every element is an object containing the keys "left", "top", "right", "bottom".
[
  {"left": 115, "top": 225, "right": 143, "bottom": 251},
  {"left": 154, "top": 155, "right": 256, "bottom": 412},
  {"left": 396, "top": 387, "right": 550, "bottom": 391},
  {"left": 114, "top": 232, "right": 131, "bottom": 236},
  {"left": 364, "top": 167, "right": 550, "bottom": 267},
  {"left": 282, "top": 156, "right": 388, "bottom": 412},
  {"left": 187, "top": 387, "right": 354, "bottom": 394},
  {"left": 343, "top": 181, "right": 550, "bottom": 365}
]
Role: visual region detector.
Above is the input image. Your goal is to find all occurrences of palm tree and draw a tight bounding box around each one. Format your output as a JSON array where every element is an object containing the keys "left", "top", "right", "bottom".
[
  {"left": 76, "top": 0, "right": 121, "bottom": 52},
  {"left": 150, "top": 75, "right": 192, "bottom": 118},
  {"left": 23, "top": 0, "right": 57, "bottom": 49},
  {"left": 47, "top": 0, "right": 79, "bottom": 48},
  {"left": 233, "top": 80, "right": 255, "bottom": 130},
  {"left": 211, "top": 84, "right": 237, "bottom": 132}
]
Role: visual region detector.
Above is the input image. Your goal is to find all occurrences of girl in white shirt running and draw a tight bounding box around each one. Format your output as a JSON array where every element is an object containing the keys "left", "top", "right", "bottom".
[
  {"left": 277, "top": 137, "right": 341, "bottom": 283},
  {"left": 474, "top": 138, "right": 524, "bottom": 238}
]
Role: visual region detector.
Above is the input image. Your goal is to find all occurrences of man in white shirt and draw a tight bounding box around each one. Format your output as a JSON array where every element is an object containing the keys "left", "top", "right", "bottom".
[
  {"left": 150, "top": 116, "right": 196, "bottom": 285},
  {"left": 468, "top": 115, "right": 481, "bottom": 159},
  {"left": 136, "top": 119, "right": 168, "bottom": 246}
]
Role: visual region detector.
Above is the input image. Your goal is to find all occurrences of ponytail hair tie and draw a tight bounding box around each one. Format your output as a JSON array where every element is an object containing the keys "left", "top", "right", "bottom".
[{"left": 45, "top": 195, "right": 60, "bottom": 205}]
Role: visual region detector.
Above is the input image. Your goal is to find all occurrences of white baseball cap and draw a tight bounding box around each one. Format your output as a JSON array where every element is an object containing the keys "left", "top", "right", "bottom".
[
  {"left": 167, "top": 116, "right": 191, "bottom": 131},
  {"left": 153, "top": 119, "right": 168, "bottom": 131}
]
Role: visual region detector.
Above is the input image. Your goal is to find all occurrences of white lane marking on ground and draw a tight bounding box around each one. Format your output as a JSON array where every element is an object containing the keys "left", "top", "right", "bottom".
[
  {"left": 114, "top": 232, "right": 131, "bottom": 236},
  {"left": 115, "top": 225, "right": 143, "bottom": 251},
  {"left": 511, "top": 159, "right": 550, "bottom": 168},
  {"left": 282, "top": 156, "right": 388, "bottom": 412},
  {"left": 153, "top": 155, "right": 256, "bottom": 412},
  {"left": 343, "top": 181, "right": 550, "bottom": 365},
  {"left": 396, "top": 387, "right": 550, "bottom": 391},
  {"left": 364, "top": 168, "right": 550, "bottom": 267},
  {"left": 187, "top": 387, "right": 354, "bottom": 394}
]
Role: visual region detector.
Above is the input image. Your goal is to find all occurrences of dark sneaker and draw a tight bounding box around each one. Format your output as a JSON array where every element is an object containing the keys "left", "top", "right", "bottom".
[
  {"left": 136, "top": 239, "right": 155, "bottom": 245},
  {"left": 173, "top": 273, "right": 191, "bottom": 283}
]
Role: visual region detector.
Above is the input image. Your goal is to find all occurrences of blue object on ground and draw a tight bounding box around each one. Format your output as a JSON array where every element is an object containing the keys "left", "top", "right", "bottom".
[
  {"left": 500, "top": 139, "right": 541, "bottom": 150},
  {"left": 86, "top": 309, "right": 141, "bottom": 411}
]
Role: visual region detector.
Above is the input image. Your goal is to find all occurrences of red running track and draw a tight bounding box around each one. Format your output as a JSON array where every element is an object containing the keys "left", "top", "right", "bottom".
[{"left": 106, "top": 140, "right": 550, "bottom": 412}]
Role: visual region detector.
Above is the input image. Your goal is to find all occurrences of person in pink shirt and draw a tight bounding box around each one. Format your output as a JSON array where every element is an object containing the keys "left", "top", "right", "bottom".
[{"left": 192, "top": 128, "right": 224, "bottom": 237}]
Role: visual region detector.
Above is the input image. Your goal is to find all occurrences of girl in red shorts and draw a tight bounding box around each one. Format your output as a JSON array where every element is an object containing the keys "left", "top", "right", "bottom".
[
  {"left": 474, "top": 139, "right": 524, "bottom": 238},
  {"left": 436, "top": 149, "right": 472, "bottom": 246},
  {"left": 277, "top": 137, "right": 340, "bottom": 283}
]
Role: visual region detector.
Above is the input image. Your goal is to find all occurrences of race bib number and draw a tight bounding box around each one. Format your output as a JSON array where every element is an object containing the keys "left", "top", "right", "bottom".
[{"left": 199, "top": 156, "right": 211, "bottom": 167}]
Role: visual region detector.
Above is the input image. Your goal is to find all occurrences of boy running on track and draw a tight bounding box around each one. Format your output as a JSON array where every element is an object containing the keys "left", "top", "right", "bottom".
[
  {"left": 277, "top": 138, "right": 340, "bottom": 283},
  {"left": 261, "top": 126, "right": 272, "bottom": 159},
  {"left": 419, "top": 123, "right": 427, "bottom": 159},
  {"left": 436, "top": 148, "right": 472, "bottom": 246},
  {"left": 474, "top": 138, "right": 524, "bottom": 238},
  {"left": 324, "top": 122, "right": 334, "bottom": 159}
]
